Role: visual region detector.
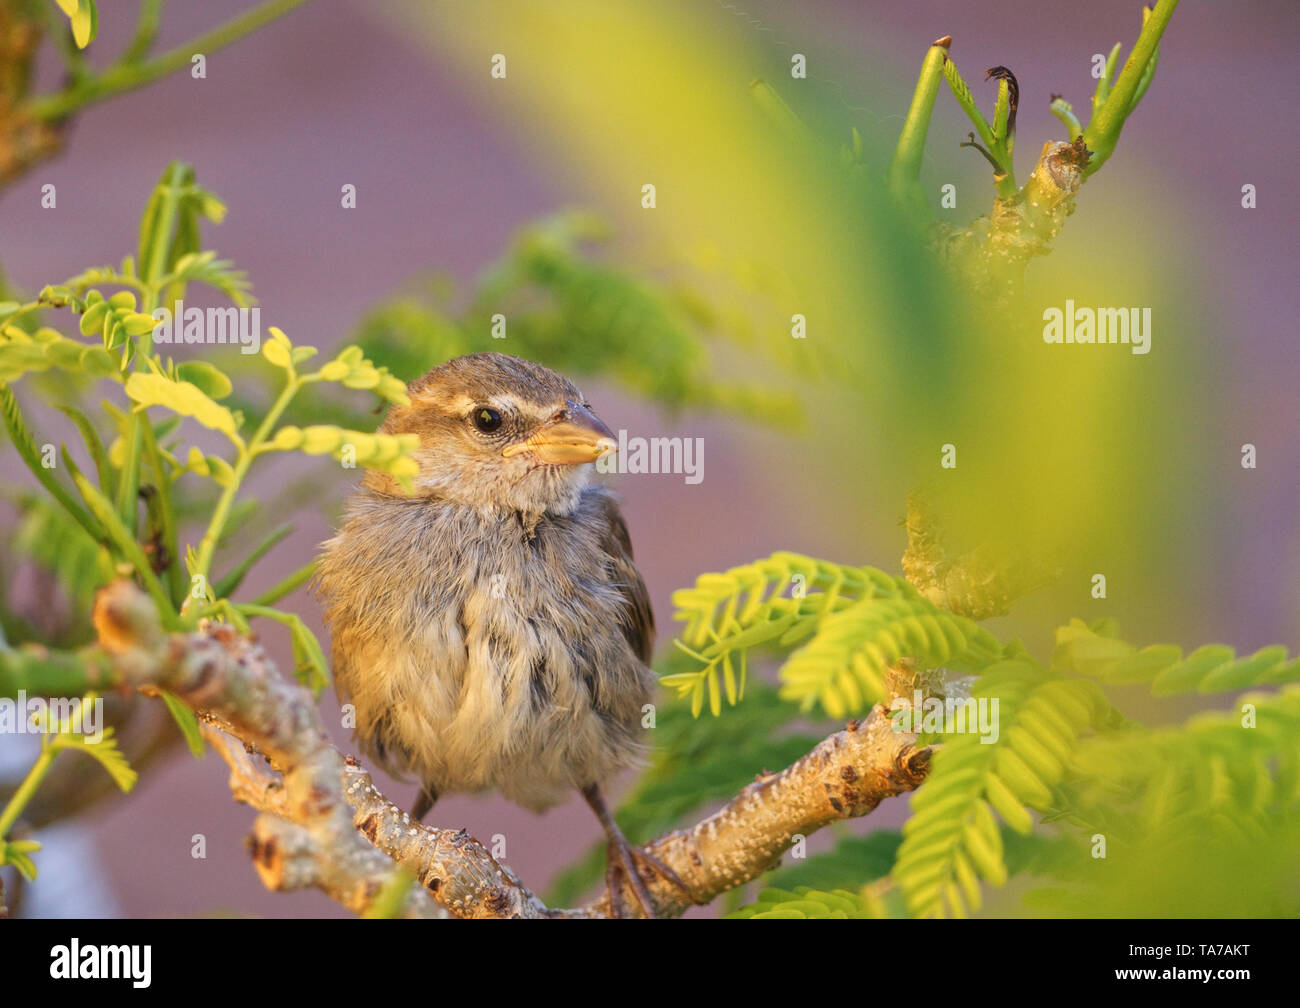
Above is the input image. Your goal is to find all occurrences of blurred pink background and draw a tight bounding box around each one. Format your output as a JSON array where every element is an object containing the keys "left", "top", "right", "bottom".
[{"left": 1, "top": 0, "right": 1296, "bottom": 917}]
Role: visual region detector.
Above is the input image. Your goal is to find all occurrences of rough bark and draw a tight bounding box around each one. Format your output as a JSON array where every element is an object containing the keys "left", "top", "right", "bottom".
[
  {"left": 94, "top": 584, "right": 448, "bottom": 919},
  {"left": 931, "top": 137, "right": 1092, "bottom": 298},
  {"left": 91, "top": 579, "right": 929, "bottom": 919}
]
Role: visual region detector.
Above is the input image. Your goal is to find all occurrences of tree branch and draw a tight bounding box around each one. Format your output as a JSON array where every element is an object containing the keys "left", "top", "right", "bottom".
[
  {"left": 927, "top": 2, "right": 1178, "bottom": 297},
  {"left": 92, "top": 581, "right": 446, "bottom": 919},
  {"left": 28, "top": 0, "right": 315, "bottom": 123},
  {"left": 0, "top": 0, "right": 314, "bottom": 189},
  {"left": 585, "top": 708, "right": 929, "bottom": 917},
  {"left": 931, "top": 136, "right": 1092, "bottom": 298},
  {"left": 89, "top": 578, "right": 928, "bottom": 918}
]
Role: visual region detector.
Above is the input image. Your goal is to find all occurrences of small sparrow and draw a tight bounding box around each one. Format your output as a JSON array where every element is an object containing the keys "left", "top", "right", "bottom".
[{"left": 314, "top": 352, "right": 686, "bottom": 916}]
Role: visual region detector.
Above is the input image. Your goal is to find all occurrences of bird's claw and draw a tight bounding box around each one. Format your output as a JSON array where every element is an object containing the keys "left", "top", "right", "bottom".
[{"left": 606, "top": 839, "right": 692, "bottom": 919}]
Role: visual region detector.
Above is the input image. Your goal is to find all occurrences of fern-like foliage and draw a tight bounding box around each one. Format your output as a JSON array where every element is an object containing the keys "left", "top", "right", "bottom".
[
  {"left": 891, "top": 659, "right": 1111, "bottom": 918},
  {"left": 1069, "top": 685, "right": 1300, "bottom": 839},
  {"left": 5, "top": 490, "right": 108, "bottom": 629},
  {"left": 665, "top": 552, "right": 897, "bottom": 715},
  {"left": 735, "top": 828, "right": 1088, "bottom": 920},
  {"left": 1019, "top": 691, "right": 1300, "bottom": 918},
  {"left": 726, "top": 886, "right": 882, "bottom": 919},
  {"left": 1053, "top": 617, "right": 1300, "bottom": 695},
  {"left": 662, "top": 546, "right": 1300, "bottom": 917},
  {"left": 781, "top": 594, "right": 1001, "bottom": 718},
  {"left": 667, "top": 551, "right": 1000, "bottom": 718}
]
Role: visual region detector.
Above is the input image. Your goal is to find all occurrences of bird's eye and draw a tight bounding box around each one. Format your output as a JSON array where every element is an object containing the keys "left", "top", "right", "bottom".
[{"left": 471, "top": 406, "right": 503, "bottom": 433}]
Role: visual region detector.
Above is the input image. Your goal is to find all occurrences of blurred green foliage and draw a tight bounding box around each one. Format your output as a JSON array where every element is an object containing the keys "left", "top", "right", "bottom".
[
  {"left": 670, "top": 551, "right": 1300, "bottom": 919},
  {"left": 5, "top": 0, "right": 1293, "bottom": 923}
]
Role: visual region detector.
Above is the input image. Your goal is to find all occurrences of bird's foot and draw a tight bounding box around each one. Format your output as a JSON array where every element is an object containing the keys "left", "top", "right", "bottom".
[
  {"left": 582, "top": 782, "right": 691, "bottom": 918},
  {"left": 409, "top": 783, "right": 437, "bottom": 823},
  {"left": 605, "top": 838, "right": 692, "bottom": 919}
]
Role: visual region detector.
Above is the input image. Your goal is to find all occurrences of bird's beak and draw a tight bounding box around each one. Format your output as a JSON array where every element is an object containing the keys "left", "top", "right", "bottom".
[{"left": 501, "top": 402, "right": 617, "bottom": 465}]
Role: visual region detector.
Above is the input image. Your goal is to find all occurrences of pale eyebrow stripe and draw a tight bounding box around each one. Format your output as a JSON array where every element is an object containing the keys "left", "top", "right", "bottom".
[{"left": 444, "top": 393, "right": 556, "bottom": 421}]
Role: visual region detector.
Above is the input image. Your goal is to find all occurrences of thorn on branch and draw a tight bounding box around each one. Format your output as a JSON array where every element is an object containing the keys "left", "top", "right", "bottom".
[{"left": 960, "top": 132, "right": 1002, "bottom": 173}]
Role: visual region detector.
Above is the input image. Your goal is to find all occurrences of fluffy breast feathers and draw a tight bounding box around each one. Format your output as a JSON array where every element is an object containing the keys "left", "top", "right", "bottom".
[{"left": 314, "top": 485, "right": 655, "bottom": 811}]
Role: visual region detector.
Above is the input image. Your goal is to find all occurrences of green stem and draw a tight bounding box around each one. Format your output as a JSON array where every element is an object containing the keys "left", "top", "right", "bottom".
[
  {"left": 941, "top": 55, "right": 1016, "bottom": 197},
  {"left": 992, "top": 79, "right": 1010, "bottom": 149},
  {"left": 115, "top": 415, "right": 142, "bottom": 534},
  {"left": 942, "top": 56, "right": 998, "bottom": 160},
  {"left": 1050, "top": 97, "right": 1083, "bottom": 142},
  {"left": 28, "top": 0, "right": 315, "bottom": 122},
  {"left": 235, "top": 603, "right": 291, "bottom": 621},
  {"left": 40, "top": 2, "right": 90, "bottom": 82},
  {"left": 748, "top": 79, "right": 807, "bottom": 139},
  {"left": 1083, "top": 0, "right": 1179, "bottom": 175},
  {"left": 122, "top": 0, "right": 166, "bottom": 65},
  {"left": 213, "top": 523, "right": 294, "bottom": 599},
  {"left": 0, "top": 646, "right": 114, "bottom": 700},
  {"left": 132, "top": 277, "right": 184, "bottom": 604},
  {"left": 0, "top": 385, "right": 102, "bottom": 541},
  {"left": 112, "top": 213, "right": 175, "bottom": 539},
  {"left": 0, "top": 745, "right": 58, "bottom": 840},
  {"left": 140, "top": 421, "right": 184, "bottom": 605},
  {"left": 67, "top": 273, "right": 148, "bottom": 296},
  {"left": 0, "top": 301, "right": 44, "bottom": 326},
  {"left": 191, "top": 375, "right": 299, "bottom": 591},
  {"left": 141, "top": 168, "right": 186, "bottom": 293},
  {"left": 888, "top": 36, "right": 950, "bottom": 212},
  {"left": 1091, "top": 41, "right": 1123, "bottom": 119},
  {"left": 68, "top": 468, "right": 175, "bottom": 620},
  {"left": 252, "top": 560, "right": 319, "bottom": 607},
  {"left": 182, "top": 600, "right": 250, "bottom": 633}
]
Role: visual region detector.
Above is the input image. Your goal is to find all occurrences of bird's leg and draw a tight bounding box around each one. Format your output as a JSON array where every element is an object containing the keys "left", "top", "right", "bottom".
[
  {"left": 581, "top": 784, "right": 691, "bottom": 918},
  {"left": 410, "top": 783, "right": 438, "bottom": 822}
]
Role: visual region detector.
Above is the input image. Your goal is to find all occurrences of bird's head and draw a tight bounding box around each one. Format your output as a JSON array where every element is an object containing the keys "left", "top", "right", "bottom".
[{"left": 363, "top": 352, "right": 616, "bottom": 515}]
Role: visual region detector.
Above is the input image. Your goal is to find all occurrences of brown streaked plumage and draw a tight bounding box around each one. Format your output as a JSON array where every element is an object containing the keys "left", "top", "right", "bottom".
[{"left": 313, "top": 352, "right": 685, "bottom": 916}]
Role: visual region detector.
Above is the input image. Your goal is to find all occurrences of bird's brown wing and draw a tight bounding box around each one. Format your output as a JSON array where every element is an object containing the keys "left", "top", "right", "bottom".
[{"left": 593, "top": 490, "right": 655, "bottom": 664}]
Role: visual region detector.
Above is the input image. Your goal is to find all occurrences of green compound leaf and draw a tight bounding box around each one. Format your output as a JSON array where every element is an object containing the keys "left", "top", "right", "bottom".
[
  {"left": 125, "top": 371, "right": 241, "bottom": 442},
  {"left": 55, "top": 0, "right": 98, "bottom": 49},
  {"left": 892, "top": 660, "right": 1110, "bottom": 918},
  {"left": 58, "top": 725, "right": 137, "bottom": 792},
  {"left": 727, "top": 886, "right": 878, "bottom": 919},
  {"left": 1053, "top": 618, "right": 1300, "bottom": 695},
  {"left": 667, "top": 552, "right": 905, "bottom": 716},
  {"left": 159, "top": 689, "right": 205, "bottom": 757}
]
